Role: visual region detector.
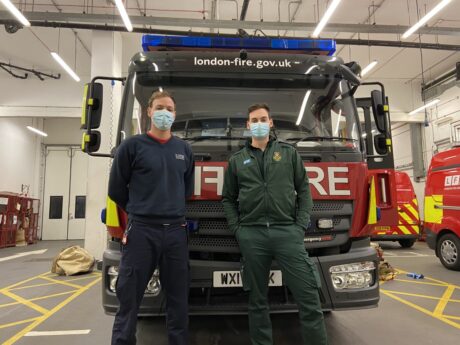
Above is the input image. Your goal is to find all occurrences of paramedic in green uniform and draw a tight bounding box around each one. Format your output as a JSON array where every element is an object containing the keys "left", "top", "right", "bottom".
[{"left": 222, "top": 103, "right": 328, "bottom": 345}]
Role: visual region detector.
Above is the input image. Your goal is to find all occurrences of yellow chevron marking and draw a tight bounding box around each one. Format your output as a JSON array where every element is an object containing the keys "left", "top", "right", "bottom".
[
  {"left": 398, "top": 225, "right": 412, "bottom": 235},
  {"left": 399, "top": 211, "right": 416, "bottom": 225},
  {"left": 405, "top": 203, "right": 420, "bottom": 221}
]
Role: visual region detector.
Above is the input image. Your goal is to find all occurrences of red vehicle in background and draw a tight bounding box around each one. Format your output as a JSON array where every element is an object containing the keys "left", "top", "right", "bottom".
[
  {"left": 424, "top": 146, "right": 460, "bottom": 271},
  {"left": 369, "top": 170, "right": 420, "bottom": 248}
]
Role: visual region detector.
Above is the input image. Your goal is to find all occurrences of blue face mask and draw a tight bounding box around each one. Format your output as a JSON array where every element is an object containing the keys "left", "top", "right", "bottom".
[
  {"left": 249, "top": 122, "right": 270, "bottom": 139},
  {"left": 152, "top": 109, "right": 174, "bottom": 130}
]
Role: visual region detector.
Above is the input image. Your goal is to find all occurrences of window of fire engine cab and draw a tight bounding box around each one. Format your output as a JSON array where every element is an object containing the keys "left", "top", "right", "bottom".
[
  {"left": 358, "top": 106, "right": 384, "bottom": 161},
  {"left": 121, "top": 73, "right": 360, "bottom": 153}
]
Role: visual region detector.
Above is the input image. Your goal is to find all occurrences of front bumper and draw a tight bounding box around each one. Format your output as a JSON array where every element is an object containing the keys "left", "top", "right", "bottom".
[
  {"left": 102, "top": 238, "right": 379, "bottom": 315},
  {"left": 370, "top": 234, "right": 419, "bottom": 241}
]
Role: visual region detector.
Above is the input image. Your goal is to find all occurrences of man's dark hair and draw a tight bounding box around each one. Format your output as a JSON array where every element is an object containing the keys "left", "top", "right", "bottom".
[
  {"left": 248, "top": 103, "right": 270, "bottom": 118},
  {"left": 148, "top": 90, "right": 176, "bottom": 108}
]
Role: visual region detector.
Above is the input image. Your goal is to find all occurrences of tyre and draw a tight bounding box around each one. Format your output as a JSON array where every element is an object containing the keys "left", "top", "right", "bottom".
[
  {"left": 398, "top": 239, "right": 416, "bottom": 248},
  {"left": 437, "top": 233, "right": 460, "bottom": 271}
]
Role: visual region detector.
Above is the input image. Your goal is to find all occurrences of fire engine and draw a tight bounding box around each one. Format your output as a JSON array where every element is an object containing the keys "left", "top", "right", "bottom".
[
  {"left": 81, "top": 35, "right": 393, "bottom": 314},
  {"left": 424, "top": 146, "right": 460, "bottom": 270}
]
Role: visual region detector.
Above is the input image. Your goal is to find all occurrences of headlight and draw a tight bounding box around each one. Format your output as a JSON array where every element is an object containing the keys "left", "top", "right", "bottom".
[
  {"left": 317, "top": 218, "right": 334, "bottom": 229},
  {"left": 107, "top": 266, "right": 118, "bottom": 292},
  {"left": 107, "top": 266, "right": 162, "bottom": 295},
  {"left": 145, "top": 269, "right": 161, "bottom": 296},
  {"left": 329, "top": 261, "right": 376, "bottom": 290}
]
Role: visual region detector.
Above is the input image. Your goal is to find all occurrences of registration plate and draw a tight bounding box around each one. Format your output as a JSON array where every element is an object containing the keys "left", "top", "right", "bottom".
[{"left": 213, "top": 270, "right": 282, "bottom": 288}]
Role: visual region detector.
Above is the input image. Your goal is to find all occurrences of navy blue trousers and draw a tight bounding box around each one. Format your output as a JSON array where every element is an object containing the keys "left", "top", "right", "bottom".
[{"left": 111, "top": 220, "right": 189, "bottom": 345}]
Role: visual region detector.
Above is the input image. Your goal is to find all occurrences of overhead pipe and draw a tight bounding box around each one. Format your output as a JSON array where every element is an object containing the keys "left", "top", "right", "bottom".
[
  {"left": 3, "top": 20, "right": 460, "bottom": 51},
  {"left": 240, "top": 0, "right": 250, "bottom": 21}
]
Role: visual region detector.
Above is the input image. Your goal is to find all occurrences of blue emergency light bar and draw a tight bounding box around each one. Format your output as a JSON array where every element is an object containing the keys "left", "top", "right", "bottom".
[{"left": 142, "top": 35, "right": 336, "bottom": 56}]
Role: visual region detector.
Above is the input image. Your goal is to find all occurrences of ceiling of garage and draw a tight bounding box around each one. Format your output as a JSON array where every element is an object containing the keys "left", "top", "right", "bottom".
[{"left": 0, "top": 0, "right": 459, "bottom": 84}]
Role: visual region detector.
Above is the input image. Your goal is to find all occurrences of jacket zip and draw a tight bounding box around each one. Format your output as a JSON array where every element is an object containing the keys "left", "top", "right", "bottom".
[{"left": 247, "top": 141, "right": 274, "bottom": 228}]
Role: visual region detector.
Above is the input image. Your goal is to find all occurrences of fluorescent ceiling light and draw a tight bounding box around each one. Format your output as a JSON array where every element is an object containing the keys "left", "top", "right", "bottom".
[
  {"left": 0, "top": 0, "right": 30, "bottom": 27},
  {"left": 409, "top": 99, "right": 440, "bottom": 115},
  {"left": 50, "top": 52, "right": 80, "bottom": 82},
  {"left": 114, "top": 0, "right": 133, "bottom": 32},
  {"left": 27, "top": 126, "right": 48, "bottom": 137},
  {"left": 312, "top": 0, "right": 342, "bottom": 38},
  {"left": 361, "top": 60, "right": 378, "bottom": 77},
  {"left": 402, "top": 0, "right": 452, "bottom": 39},
  {"left": 296, "top": 90, "right": 311, "bottom": 126}
]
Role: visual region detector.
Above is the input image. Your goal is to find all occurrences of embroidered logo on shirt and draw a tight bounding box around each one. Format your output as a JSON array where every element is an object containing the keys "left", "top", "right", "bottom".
[
  {"left": 243, "top": 159, "right": 251, "bottom": 165},
  {"left": 175, "top": 154, "right": 185, "bottom": 160},
  {"left": 273, "top": 152, "right": 282, "bottom": 161}
]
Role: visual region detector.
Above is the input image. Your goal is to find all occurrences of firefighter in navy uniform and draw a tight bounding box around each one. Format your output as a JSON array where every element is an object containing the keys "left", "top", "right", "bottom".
[
  {"left": 222, "top": 103, "right": 327, "bottom": 345},
  {"left": 108, "top": 90, "right": 194, "bottom": 345}
]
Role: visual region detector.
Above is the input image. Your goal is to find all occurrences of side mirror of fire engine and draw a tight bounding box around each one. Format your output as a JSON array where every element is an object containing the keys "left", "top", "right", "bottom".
[
  {"left": 370, "top": 90, "right": 387, "bottom": 133},
  {"left": 81, "top": 131, "right": 101, "bottom": 153},
  {"left": 81, "top": 82, "right": 103, "bottom": 130},
  {"left": 373, "top": 133, "right": 388, "bottom": 155}
]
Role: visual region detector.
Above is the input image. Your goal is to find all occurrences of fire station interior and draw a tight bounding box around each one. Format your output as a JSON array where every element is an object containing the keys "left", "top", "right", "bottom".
[{"left": 1, "top": 1, "right": 460, "bottom": 344}]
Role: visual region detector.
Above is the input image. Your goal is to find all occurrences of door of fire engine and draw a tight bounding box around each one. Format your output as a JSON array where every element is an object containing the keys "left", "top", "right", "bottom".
[{"left": 42, "top": 147, "right": 88, "bottom": 240}]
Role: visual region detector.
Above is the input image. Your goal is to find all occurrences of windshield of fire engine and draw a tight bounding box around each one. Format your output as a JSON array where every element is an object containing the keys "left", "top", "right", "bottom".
[{"left": 120, "top": 72, "right": 360, "bottom": 152}]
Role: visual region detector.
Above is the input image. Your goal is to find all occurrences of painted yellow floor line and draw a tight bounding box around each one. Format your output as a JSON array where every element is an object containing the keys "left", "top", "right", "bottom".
[
  {"left": 0, "top": 290, "right": 77, "bottom": 309},
  {"left": 434, "top": 285, "right": 456, "bottom": 317},
  {"left": 66, "top": 272, "right": 101, "bottom": 282},
  {"left": 0, "top": 318, "right": 39, "bottom": 330},
  {"left": 3, "top": 276, "right": 101, "bottom": 345},
  {"left": 9, "top": 281, "right": 61, "bottom": 291},
  {"left": 1, "top": 290, "right": 49, "bottom": 315},
  {"left": 444, "top": 315, "right": 460, "bottom": 321},
  {"left": 391, "top": 279, "right": 451, "bottom": 287},
  {"left": 394, "top": 268, "right": 460, "bottom": 288},
  {"left": 0, "top": 272, "right": 50, "bottom": 292},
  {"left": 40, "top": 276, "right": 85, "bottom": 289},
  {"left": 381, "top": 289, "right": 460, "bottom": 304},
  {"left": 382, "top": 290, "right": 460, "bottom": 329}
]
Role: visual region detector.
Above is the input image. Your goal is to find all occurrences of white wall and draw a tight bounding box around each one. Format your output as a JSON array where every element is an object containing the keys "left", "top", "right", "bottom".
[
  {"left": 423, "top": 85, "right": 460, "bottom": 163},
  {"left": 43, "top": 118, "right": 82, "bottom": 145},
  {"left": 0, "top": 117, "right": 83, "bottom": 196},
  {"left": 0, "top": 117, "right": 43, "bottom": 197}
]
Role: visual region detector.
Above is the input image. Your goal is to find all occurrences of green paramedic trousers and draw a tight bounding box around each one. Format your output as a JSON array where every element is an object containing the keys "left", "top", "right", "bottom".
[{"left": 236, "top": 224, "right": 328, "bottom": 345}]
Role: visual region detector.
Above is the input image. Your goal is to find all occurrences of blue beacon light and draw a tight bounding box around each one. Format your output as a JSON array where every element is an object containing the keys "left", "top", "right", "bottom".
[{"left": 142, "top": 35, "right": 336, "bottom": 56}]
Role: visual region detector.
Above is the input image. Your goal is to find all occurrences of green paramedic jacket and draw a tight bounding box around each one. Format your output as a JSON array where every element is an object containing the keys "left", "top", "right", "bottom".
[{"left": 222, "top": 139, "right": 313, "bottom": 234}]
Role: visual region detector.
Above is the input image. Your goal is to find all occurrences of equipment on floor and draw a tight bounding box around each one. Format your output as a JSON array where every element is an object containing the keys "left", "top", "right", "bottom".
[
  {"left": 371, "top": 242, "right": 397, "bottom": 281},
  {"left": 51, "top": 245, "right": 95, "bottom": 276}
]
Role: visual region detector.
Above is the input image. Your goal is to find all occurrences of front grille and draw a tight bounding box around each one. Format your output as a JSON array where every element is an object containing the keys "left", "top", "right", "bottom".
[
  {"left": 189, "top": 236, "right": 239, "bottom": 253},
  {"left": 186, "top": 200, "right": 353, "bottom": 253},
  {"left": 197, "top": 219, "right": 232, "bottom": 235},
  {"left": 186, "top": 201, "right": 225, "bottom": 218},
  {"left": 312, "top": 201, "right": 348, "bottom": 212}
]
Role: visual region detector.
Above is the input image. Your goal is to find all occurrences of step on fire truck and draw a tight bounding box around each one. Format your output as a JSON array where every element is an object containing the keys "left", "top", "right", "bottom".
[{"left": 81, "top": 35, "right": 393, "bottom": 314}]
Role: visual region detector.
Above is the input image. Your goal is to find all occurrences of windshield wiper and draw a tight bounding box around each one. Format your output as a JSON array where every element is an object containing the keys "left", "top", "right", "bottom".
[
  {"left": 287, "top": 136, "right": 358, "bottom": 145},
  {"left": 183, "top": 135, "right": 248, "bottom": 143}
]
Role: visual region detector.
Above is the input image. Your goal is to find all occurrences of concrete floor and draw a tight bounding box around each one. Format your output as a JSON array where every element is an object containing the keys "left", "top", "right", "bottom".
[{"left": 1, "top": 240, "right": 459, "bottom": 345}]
